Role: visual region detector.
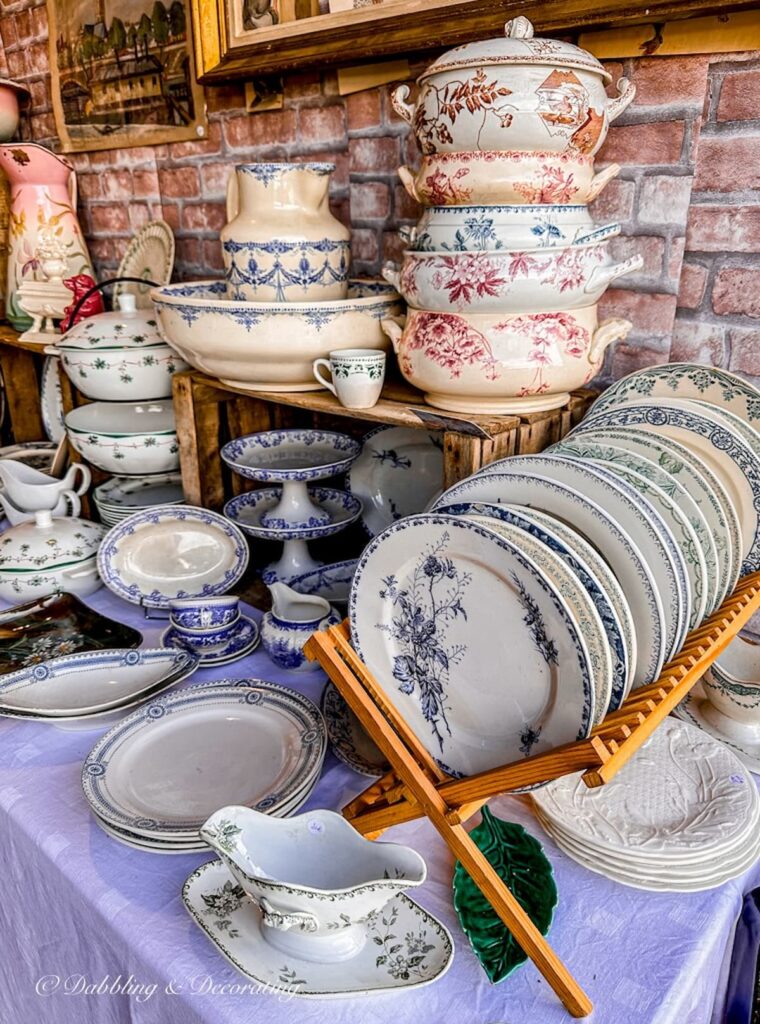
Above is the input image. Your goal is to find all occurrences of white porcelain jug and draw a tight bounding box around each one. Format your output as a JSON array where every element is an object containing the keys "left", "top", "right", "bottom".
[
  {"left": 260, "top": 581, "right": 341, "bottom": 672},
  {"left": 0, "top": 459, "right": 90, "bottom": 512}
]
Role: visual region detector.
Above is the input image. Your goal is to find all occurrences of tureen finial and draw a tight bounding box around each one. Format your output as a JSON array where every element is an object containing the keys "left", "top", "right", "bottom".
[{"left": 504, "top": 16, "right": 534, "bottom": 39}]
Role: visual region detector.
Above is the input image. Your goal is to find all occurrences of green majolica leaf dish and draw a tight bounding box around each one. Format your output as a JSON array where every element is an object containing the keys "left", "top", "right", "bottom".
[{"left": 452, "top": 806, "right": 557, "bottom": 984}]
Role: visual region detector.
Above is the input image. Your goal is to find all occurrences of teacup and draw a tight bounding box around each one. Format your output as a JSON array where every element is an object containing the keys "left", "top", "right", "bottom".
[
  {"left": 313, "top": 349, "right": 385, "bottom": 410},
  {"left": 169, "top": 595, "right": 240, "bottom": 631}
]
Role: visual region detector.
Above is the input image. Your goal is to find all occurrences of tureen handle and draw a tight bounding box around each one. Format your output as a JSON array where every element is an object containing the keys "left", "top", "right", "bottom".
[
  {"left": 390, "top": 84, "right": 415, "bottom": 125},
  {"left": 505, "top": 16, "right": 534, "bottom": 38},
  {"left": 397, "top": 165, "right": 421, "bottom": 204},
  {"left": 586, "top": 163, "right": 620, "bottom": 204},
  {"left": 607, "top": 77, "right": 637, "bottom": 122},
  {"left": 589, "top": 318, "right": 632, "bottom": 364},
  {"left": 381, "top": 261, "right": 401, "bottom": 291},
  {"left": 381, "top": 316, "right": 406, "bottom": 354},
  {"left": 585, "top": 254, "right": 643, "bottom": 293}
]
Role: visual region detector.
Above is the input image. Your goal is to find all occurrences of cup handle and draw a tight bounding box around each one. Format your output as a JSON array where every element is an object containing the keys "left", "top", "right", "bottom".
[
  {"left": 61, "top": 490, "right": 81, "bottom": 518},
  {"left": 71, "top": 463, "right": 91, "bottom": 497},
  {"left": 313, "top": 358, "right": 338, "bottom": 396}
]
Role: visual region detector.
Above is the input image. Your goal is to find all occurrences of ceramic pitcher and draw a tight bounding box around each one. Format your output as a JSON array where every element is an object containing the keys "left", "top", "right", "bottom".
[
  {"left": 221, "top": 162, "right": 350, "bottom": 303},
  {"left": 260, "top": 581, "right": 341, "bottom": 671},
  {"left": 0, "top": 143, "right": 93, "bottom": 331}
]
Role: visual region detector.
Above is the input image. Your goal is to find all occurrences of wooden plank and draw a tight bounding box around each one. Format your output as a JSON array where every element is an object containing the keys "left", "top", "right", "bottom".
[
  {"left": 173, "top": 373, "right": 226, "bottom": 509},
  {"left": 0, "top": 344, "right": 45, "bottom": 443}
]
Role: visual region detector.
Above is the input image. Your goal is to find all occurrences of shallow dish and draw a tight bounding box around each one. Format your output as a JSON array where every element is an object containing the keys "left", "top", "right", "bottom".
[
  {"left": 161, "top": 616, "right": 260, "bottom": 664},
  {"left": 224, "top": 487, "right": 362, "bottom": 542},
  {"left": 65, "top": 401, "right": 179, "bottom": 476},
  {"left": 150, "top": 279, "right": 401, "bottom": 393},
  {"left": 98, "top": 505, "right": 249, "bottom": 608}
]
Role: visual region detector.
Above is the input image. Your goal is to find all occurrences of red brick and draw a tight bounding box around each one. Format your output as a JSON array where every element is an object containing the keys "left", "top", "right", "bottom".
[
  {"left": 224, "top": 109, "right": 297, "bottom": 149},
  {"left": 394, "top": 183, "right": 420, "bottom": 221},
  {"left": 350, "top": 228, "right": 379, "bottom": 264},
  {"left": 638, "top": 175, "right": 693, "bottom": 226},
  {"left": 113, "top": 145, "right": 164, "bottom": 167},
  {"left": 330, "top": 195, "right": 351, "bottom": 229},
  {"left": 90, "top": 204, "right": 130, "bottom": 234},
  {"left": 627, "top": 57, "right": 709, "bottom": 109},
  {"left": 322, "top": 71, "right": 340, "bottom": 98},
  {"left": 102, "top": 169, "right": 134, "bottom": 200},
  {"left": 174, "top": 237, "right": 202, "bottom": 268},
  {"left": 0, "top": 16, "right": 18, "bottom": 49},
  {"left": 13, "top": 9, "right": 32, "bottom": 42},
  {"left": 597, "top": 121, "right": 685, "bottom": 167},
  {"left": 200, "top": 161, "right": 231, "bottom": 198},
  {"left": 168, "top": 122, "right": 222, "bottom": 160},
  {"left": 382, "top": 230, "right": 406, "bottom": 266},
  {"left": 609, "top": 235, "right": 664, "bottom": 280},
  {"left": 77, "top": 173, "right": 102, "bottom": 200},
  {"left": 284, "top": 71, "right": 322, "bottom": 103},
  {"left": 347, "top": 90, "right": 382, "bottom": 132},
  {"left": 30, "top": 4, "right": 48, "bottom": 40},
  {"left": 667, "top": 236, "right": 686, "bottom": 288},
  {"left": 598, "top": 288, "right": 677, "bottom": 337},
  {"left": 128, "top": 204, "right": 151, "bottom": 231},
  {"left": 588, "top": 178, "right": 635, "bottom": 224},
  {"left": 712, "top": 267, "right": 760, "bottom": 316},
  {"left": 182, "top": 203, "right": 227, "bottom": 233},
  {"left": 729, "top": 325, "right": 760, "bottom": 376},
  {"left": 350, "top": 181, "right": 390, "bottom": 221},
  {"left": 694, "top": 136, "right": 760, "bottom": 192},
  {"left": 717, "top": 70, "right": 760, "bottom": 122},
  {"left": 670, "top": 320, "right": 726, "bottom": 364},
  {"left": 676, "top": 262, "right": 708, "bottom": 309},
  {"left": 5, "top": 50, "right": 26, "bottom": 80},
  {"left": 159, "top": 204, "right": 181, "bottom": 230},
  {"left": 349, "top": 136, "right": 400, "bottom": 174},
  {"left": 87, "top": 237, "right": 117, "bottom": 265},
  {"left": 686, "top": 206, "right": 760, "bottom": 253},
  {"left": 602, "top": 62, "right": 625, "bottom": 95},
  {"left": 608, "top": 338, "right": 671, "bottom": 380},
  {"left": 203, "top": 239, "right": 225, "bottom": 272},
  {"left": 299, "top": 105, "right": 346, "bottom": 146},
  {"left": 158, "top": 166, "right": 201, "bottom": 199},
  {"left": 206, "top": 84, "right": 246, "bottom": 113},
  {"left": 29, "top": 79, "right": 49, "bottom": 111},
  {"left": 132, "top": 169, "right": 160, "bottom": 198},
  {"left": 27, "top": 42, "right": 48, "bottom": 76}
]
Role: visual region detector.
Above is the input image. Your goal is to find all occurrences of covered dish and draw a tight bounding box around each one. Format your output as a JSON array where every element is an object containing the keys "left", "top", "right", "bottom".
[
  {"left": 0, "top": 509, "right": 104, "bottom": 601},
  {"left": 392, "top": 16, "right": 635, "bottom": 157}
]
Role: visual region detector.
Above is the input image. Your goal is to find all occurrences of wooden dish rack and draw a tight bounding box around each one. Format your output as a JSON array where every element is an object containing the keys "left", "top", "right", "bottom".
[{"left": 304, "top": 571, "right": 760, "bottom": 1018}]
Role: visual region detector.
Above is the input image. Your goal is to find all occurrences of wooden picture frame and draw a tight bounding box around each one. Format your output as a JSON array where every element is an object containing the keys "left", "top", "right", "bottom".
[
  {"left": 190, "top": 0, "right": 760, "bottom": 82},
  {"left": 47, "top": 0, "right": 208, "bottom": 154}
]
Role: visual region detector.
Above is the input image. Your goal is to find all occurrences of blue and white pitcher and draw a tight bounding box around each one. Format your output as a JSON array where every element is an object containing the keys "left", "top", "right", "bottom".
[{"left": 260, "top": 581, "right": 341, "bottom": 672}]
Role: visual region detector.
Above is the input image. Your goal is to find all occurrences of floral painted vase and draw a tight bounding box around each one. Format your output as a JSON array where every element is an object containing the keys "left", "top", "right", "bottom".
[
  {"left": 260, "top": 582, "right": 341, "bottom": 672},
  {"left": 0, "top": 143, "right": 93, "bottom": 331},
  {"left": 221, "top": 162, "right": 351, "bottom": 303}
]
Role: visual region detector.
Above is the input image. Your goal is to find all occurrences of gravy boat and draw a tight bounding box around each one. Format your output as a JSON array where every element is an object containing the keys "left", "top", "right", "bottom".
[
  {"left": 0, "top": 459, "right": 90, "bottom": 512},
  {"left": 201, "top": 805, "right": 426, "bottom": 963}
]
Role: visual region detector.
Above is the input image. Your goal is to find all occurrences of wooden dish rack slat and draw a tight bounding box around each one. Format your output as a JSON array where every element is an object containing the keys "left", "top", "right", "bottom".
[{"left": 304, "top": 571, "right": 760, "bottom": 1019}]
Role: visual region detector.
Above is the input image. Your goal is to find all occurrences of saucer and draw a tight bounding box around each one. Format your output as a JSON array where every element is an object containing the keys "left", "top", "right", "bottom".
[
  {"left": 674, "top": 691, "right": 760, "bottom": 772},
  {"left": 224, "top": 487, "right": 362, "bottom": 542},
  {"left": 183, "top": 859, "right": 454, "bottom": 999},
  {"left": 161, "top": 616, "right": 260, "bottom": 665}
]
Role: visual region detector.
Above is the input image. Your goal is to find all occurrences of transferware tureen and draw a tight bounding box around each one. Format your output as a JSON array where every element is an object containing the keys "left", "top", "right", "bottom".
[{"left": 0, "top": 509, "right": 105, "bottom": 601}]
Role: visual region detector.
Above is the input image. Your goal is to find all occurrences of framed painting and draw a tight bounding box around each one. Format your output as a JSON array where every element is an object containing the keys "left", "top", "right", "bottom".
[
  {"left": 47, "top": 0, "right": 208, "bottom": 153},
  {"left": 190, "top": 0, "right": 760, "bottom": 82}
]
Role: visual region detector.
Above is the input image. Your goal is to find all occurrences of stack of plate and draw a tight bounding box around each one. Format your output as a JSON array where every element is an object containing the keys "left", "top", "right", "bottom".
[
  {"left": 81, "top": 680, "right": 326, "bottom": 852},
  {"left": 93, "top": 473, "right": 184, "bottom": 526},
  {"left": 532, "top": 718, "right": 760, "bottom": 891}
]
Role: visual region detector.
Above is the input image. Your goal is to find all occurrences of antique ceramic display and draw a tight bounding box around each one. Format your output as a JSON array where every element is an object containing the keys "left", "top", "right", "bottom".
[
  {"left": 98, "top": 505, "right": 249, "bottom": 608},
  {"left": 0, "top": 143, "right": 93, "bottom": 331},
  {"left": 350, "top": 513, "right": 595, "bottom": 778},
  {"left": 161, "top": 616, "right": 260, "bottom": 667},
  {"left": 0, "top": 79, "right": 29, "bottom": 141},
  {"left": 409, "top": 204, "right": 615, "bottom": 252},
  {"left": 474, "top": 454, "right": 690, "bottom": 659},
  {"left": 40, "top": 355, "right": 65, "bottom": 442},
  {"left": 453, "top": 808, "right": 557, "bottom": 983},
  {"left": 65, "top": 401, "right": 179, "bottom": 476},
  {"left": 287, "top": 559, "right": 358, "bottom": 608},
  {"left": 183, "top": 860, "right": 453, "bottom": 998},
  {"left": 312, "top": 349, "right": 386, "bottom": 410},
  {"left": 220, "top": 429, "right": 360, "bottom": 530},
  {"left": 321, "top": 681, "right": 388, "bottom": 777},
  {"left": 0, "top": 458, "right": 89, "bottom": 512},
  {"left": 382, "top": 307, "right": 631, "bottom": 414},
  {"left": 533, "top": 718, "right": 760, "bottom": 890},
  {"left": 82, "top": 680, "right": 326, "bottom": 841},
  {"left": 392, "top": 16, "right": 635, "bottom": 158},
  {"left": 385, "top": 245, "right": 642, "bottom": 314},
  {"left": 260, "top": 582, "right": 341, "bottom": 672},
  {"left": 0, "top": 509, "right": 104, "bottom": 602},
  {"left": 93, "top": 473, "right": 184, "bottom": 526},
  {"left": 151, "top": 280, "right": 401, "bottom": 393},
  {"left": 573, "top": 400, "right": 760, "bottom": 572},
  {"left": 202, "top": 805, "right": 426, "bottom": 963},
  {"left": 0, "top": 592, "right": 141, "bottom": 675},
  {"left": 347, "top": 426, "right": 444, "bottom": 536},
  {"left": 114, "top": 220, "right": 175, "bottom": 310},
  {"left": 222, "top": 163, "right": 350, "bottom": 303},
  {"left": 54, "top": 294, "right": 188, "bottom": 402},
  {"left": 0, "top": 648, "right": 196, "bottom": 717},
  {"left": 674, "top": 692, "right": 760, "bottom": 774},
  {"left": 435, "top": 471, "right": 664, "bottom": 687},
  {"left": 398, "top": 153, "right": 620, "bottom": 207},
  {"left": 169, "top": 595, "right": 240, "bottom": 630}
]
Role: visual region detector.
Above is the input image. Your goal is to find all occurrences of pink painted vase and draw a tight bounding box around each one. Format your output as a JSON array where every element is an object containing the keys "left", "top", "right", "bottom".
[{"left": 0, "top": 143, "right": 93, "bottom": 331}]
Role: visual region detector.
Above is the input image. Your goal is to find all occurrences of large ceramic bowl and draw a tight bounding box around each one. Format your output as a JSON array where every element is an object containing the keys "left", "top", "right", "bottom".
[
  {"left": 384, "top": 243, "right": 642, "bottom": 314},
  {"left": 382, "top": 306, "right": 631, "bottom": 414},
  {"left": 151, "top": 280, "right": 402, "bottom": 392},
  {"left": 408, "top": 204, "right": 617, "bottom": 252},
  {"left": 65, "top": 401, "right": 179, "bottom": 476},
  {"left": 399, "top": 152, "right": 620, "bottom": 207},
  {"left": 392, "top": 16, "right": 635, "bottom": 158}
]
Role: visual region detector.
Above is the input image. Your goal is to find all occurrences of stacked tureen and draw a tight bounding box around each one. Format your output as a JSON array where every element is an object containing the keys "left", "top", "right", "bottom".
[{"left": 384, "top": 16, "right": 642, "bottom": 414}]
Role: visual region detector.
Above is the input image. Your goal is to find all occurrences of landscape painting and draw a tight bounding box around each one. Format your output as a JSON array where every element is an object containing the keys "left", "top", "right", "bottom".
[{"left": 47, "top": 0, "right": 207, "bottom": 152}]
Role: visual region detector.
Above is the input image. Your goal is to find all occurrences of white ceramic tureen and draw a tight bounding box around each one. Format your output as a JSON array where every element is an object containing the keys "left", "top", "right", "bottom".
[
  {"left": 52, "top": 294, "right": 188, "bottom": 402},
  {"left": 0, "top": 509, "right": 105, "bottom": 601},
  {"left": 392, "top": 16, "right": 635, "bottom": 158}
]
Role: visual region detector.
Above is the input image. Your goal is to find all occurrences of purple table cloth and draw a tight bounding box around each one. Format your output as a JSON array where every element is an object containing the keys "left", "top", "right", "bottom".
[{"left": 0, "top": 584, "right": 756, "bottom": 1024}]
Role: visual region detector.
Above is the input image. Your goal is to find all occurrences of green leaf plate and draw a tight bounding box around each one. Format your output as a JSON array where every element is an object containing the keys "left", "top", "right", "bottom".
[{"left": 452, "top": 806, "right": 558, "bottom": 983}]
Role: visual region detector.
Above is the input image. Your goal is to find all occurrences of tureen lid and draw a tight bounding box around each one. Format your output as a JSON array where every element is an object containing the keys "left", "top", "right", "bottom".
[
  {"left": 58, "top": 294, "right": 166, "bottom": 351},
  {"left": 0, "top": 511, "right": 105, "bottom": 572},
  {"left": 419, "top": 16, "right": 611, "bottom": 82}
]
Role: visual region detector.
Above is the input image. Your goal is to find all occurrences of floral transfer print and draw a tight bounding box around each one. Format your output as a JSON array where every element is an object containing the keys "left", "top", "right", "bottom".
[
  {"left": 414, "top": 68, "right": 514, "bottom": 154},
  {"left": 495, "top": 311, "right": 591, "bottom": 397},
  {"left": 366, "top": 903, "right": 437, "bottom": 981},
  {"left": 416, "top": 151, "right": 589, "bottom": 205},
  {"left": 377, "top": 535, "right": 471, "bottom": 751},
  {"left": 201, "top": 879, "right": 246, "bottom": 938},
  {"left": 399, "top": 312, "right": 501, "bottom": 382}
]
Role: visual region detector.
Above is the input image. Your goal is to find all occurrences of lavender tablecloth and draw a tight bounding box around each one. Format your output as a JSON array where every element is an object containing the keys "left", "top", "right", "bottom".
[{"left": 0, "top": 585, "right": 756, "bottom": 1024}]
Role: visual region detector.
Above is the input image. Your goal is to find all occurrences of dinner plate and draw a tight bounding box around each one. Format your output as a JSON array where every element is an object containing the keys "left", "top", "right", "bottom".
[
  {"left": 440, "top": 501, "right": 628, "bottom": 710},
  {"left": 0, "top": 648, "right": 198, "bottom": 716},
  {"left": 94, "top": 815, "right": 208, "bottom": 854},
  {"left": 434, "top": 472, "right": 664, "bottom": 687},
  {"left": 40, "top": 355, "right": 65, "bottom": 443},
  {"left": 346, "top": 426, "right": 444, "bottom": 536},
  {"left": 350, "top": 513, "right": 595, "bottom": 779},
  {"left": 94, "top": 473, "right": 184, "bottom": 511},
  {"left": 568, "top": 425, "right": 740, "bottom": 608},
  {"left": 321, "top": 682, "right": 389, "bottom": 777},
  {"left": 82, "top": 680, "right": 326, "bottom": 839},
  {"left": 573, "top": 400, "right": 760, "bottom": 572},
  {"left": 673, "top": 691, "right": 760, "bottom": 774},
  {"left": 98, "top": 505, "right": 249, "bottom": 608},
  {"left": 590, "top": 362, "right": 760, "bottom": 428}
]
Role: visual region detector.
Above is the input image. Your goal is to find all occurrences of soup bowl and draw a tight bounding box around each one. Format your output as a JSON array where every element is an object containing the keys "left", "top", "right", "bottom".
[{"left": 65, "top": 401, "right": 179, "bottom": 476}]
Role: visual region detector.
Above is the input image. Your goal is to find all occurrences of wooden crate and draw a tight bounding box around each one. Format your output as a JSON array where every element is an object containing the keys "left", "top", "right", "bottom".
[{"left": 172, "top": 369, "right": 596, "bottom": 511}]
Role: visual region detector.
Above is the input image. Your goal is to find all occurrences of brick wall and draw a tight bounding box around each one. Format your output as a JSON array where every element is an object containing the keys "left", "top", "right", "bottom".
[{"left": 1, "top": 0, "right": 760, "bottom": 385}]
